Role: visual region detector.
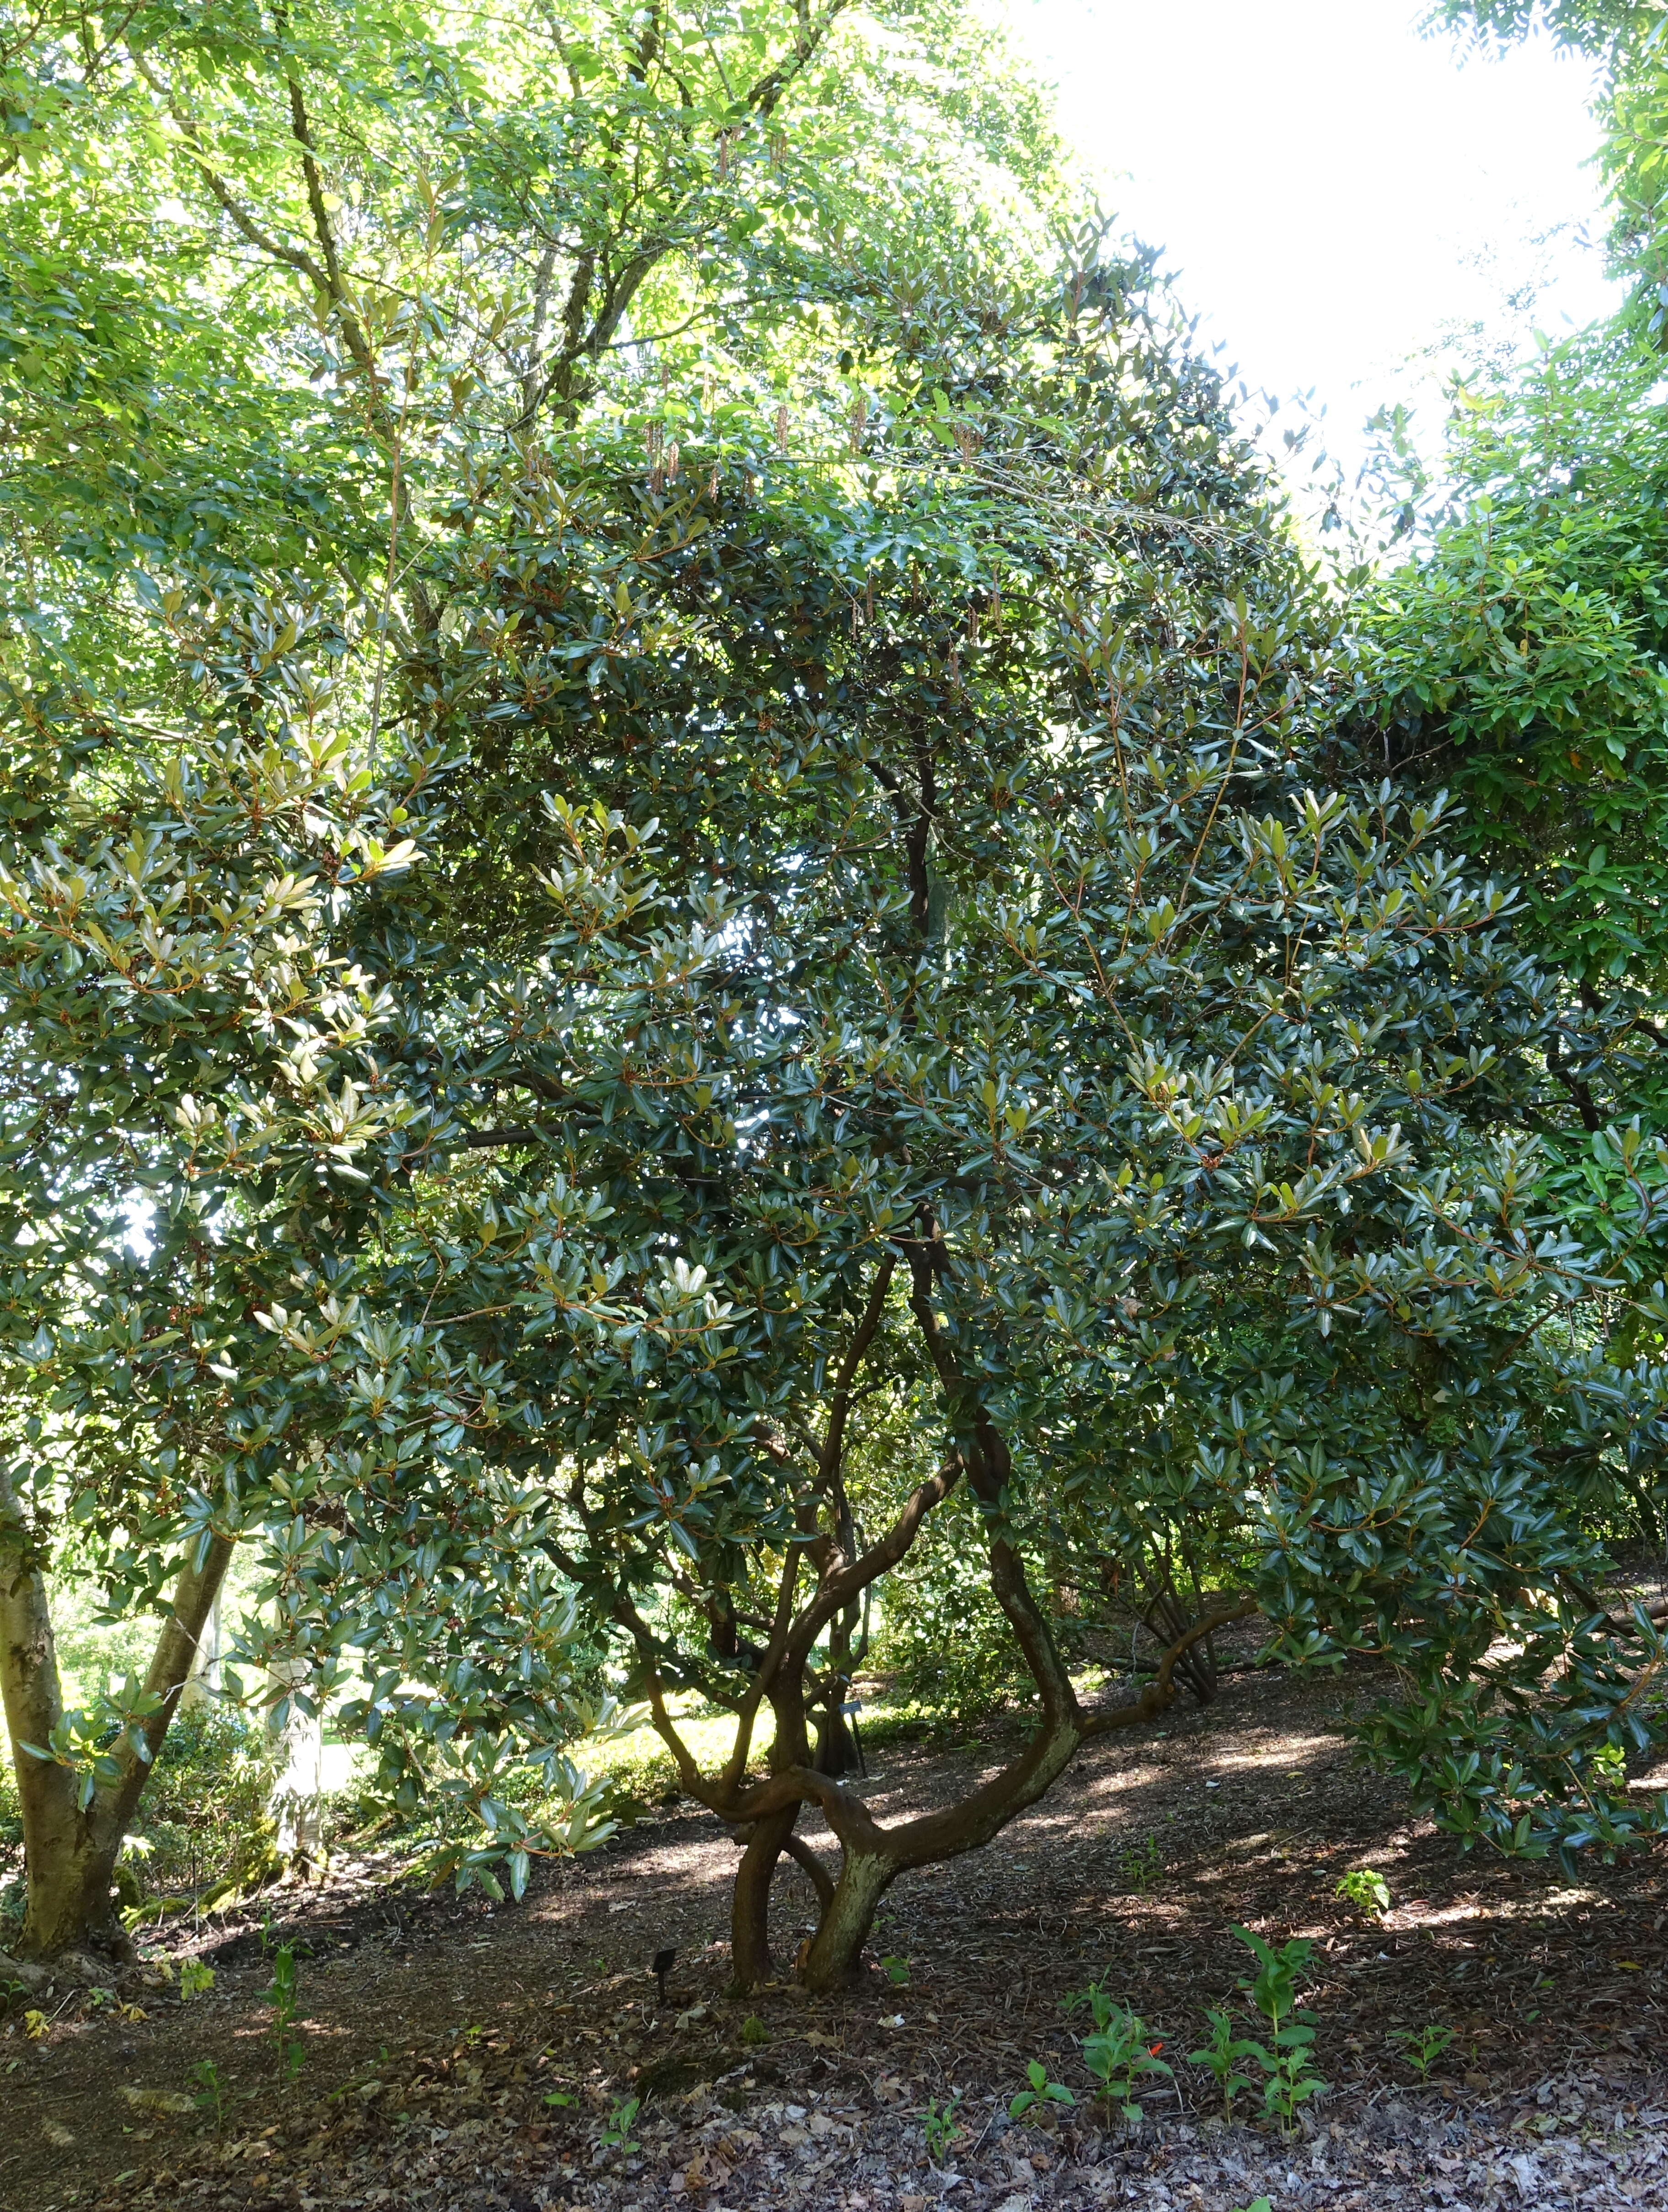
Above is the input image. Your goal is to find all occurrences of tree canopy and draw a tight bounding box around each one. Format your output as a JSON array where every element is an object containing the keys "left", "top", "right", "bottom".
[{"left": 4, "top": 0, "right": 1668, "bottom": 1983}]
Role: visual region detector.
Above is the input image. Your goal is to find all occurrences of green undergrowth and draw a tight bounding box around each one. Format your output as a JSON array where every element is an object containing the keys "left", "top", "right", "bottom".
[{"left": 1, "top": 1706, "right": 278, "bottom": 1940}]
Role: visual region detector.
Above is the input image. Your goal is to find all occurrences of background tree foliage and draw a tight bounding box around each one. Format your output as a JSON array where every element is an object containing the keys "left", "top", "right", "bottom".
[
  {"left": 1368, "top": 332, "right": 1668, "bottom": 995},
  {"left": 1363, "top": 5, "right": 1668, "bottom": 1298},
  {"left": 2, "top": 0, "right": 1060, "bottom": 698}
]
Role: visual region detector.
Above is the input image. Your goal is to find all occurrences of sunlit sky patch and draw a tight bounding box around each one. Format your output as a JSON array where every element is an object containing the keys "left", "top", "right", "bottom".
[{"left": 1002, "top": 0, "right": 1625, "bottom": 481}]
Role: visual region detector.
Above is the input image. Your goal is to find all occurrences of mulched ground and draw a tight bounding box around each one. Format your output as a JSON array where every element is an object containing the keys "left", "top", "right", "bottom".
[{"left": 5, "top": 1652, "right": 1666, "bottom": 2212}]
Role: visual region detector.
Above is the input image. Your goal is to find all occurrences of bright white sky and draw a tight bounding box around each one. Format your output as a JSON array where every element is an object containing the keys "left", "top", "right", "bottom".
[{"left": 1002, "top": 0, "right": 1623, "bottom": 477}]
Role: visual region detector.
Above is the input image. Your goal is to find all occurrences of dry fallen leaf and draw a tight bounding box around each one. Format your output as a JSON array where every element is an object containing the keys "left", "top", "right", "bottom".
[{"left": 120, "top": 2087, "right": 196, "bottom": 2117}]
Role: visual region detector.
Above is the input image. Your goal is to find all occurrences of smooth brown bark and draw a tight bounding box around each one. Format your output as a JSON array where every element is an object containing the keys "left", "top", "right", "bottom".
[
  {"left": 684, "top": 1582, "right": 1253, "bottom": 1991},
  {"left": 728, "top": 1804, "right": 799, "bottom": 1990},
  {"left": 680, "top": 1528, "right": 1250, "bottom": 1989}
]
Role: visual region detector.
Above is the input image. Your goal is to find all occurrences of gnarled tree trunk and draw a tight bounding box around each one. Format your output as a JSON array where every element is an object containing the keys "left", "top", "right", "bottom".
[
  {"left": 728, "top": 1802, "right": 799, "bottom": 1990},
  {"left": 600, "top": 1244, "right": 1254, "bottom": 1998},
  {"left": 798, "top": 1844, "right": 893, "bottom": 1989}
]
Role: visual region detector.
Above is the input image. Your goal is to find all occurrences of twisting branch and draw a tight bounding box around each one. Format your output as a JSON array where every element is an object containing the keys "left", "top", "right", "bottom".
[
  {"left": 519, "top": 0, "right": 854, "bottom": 420},
  {"left": 743, "top": 0, "right": 850, "bottom": 116},
  {"left": 783, "top": 1830, "right": 836, "bottom": 1908},
  {"left": 718, "top": 1540, "right": 807, "bottom": 1795},
  {"left": 283, "top": 71, "right": 374, "bottom": 373},
  {"left": 902, "top": 1232, "right": 1080, "bottom": 1727},
  {"left": 1081, "top": 1597, "right": 1257, "bottom": 1738},
  {"left": 127, "top": 50, "right": 332, "bottom": 293},
  {"left": 1556, "top": 1568, "right": 1668, "bottom": 1636},
  {"left": 817, "top": 1253, "right": 896, "bottom": 1488},
  {"left": 544, "top": 1529, "right": 712, "bottom": 1798},
  {"left": 784, "top": 1454, "right": 963, "bottom": 1668},
  {"left": 1546, "top": 1033, "right": 1602, "bottom": 1135}
]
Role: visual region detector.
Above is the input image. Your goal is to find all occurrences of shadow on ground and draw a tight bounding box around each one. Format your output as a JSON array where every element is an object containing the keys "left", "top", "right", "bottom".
[{"left": 5, "top": 1653, "right": 1665, "bottom": 2211}]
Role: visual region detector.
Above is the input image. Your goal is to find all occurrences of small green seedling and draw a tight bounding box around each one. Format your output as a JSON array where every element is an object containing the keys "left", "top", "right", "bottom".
[
  {"left": 1008, "top": 2057, "right": 1075, "bottom": 2123},
  {"left": 1116, "top": 1834, "right": 1163, "bottom": 1894},
  {"left": 542, "top": 2088, "right": 576, "bottom": 2108},
  {"left": 1389, "top": 2022, "right": 1455, "bottom": 2082},
  {"left": 739, "top": 2013, "right": 770, "bottom": 2047},
  {"left": 882, "top": 1954, "right": 910, "bottom": 1986},
  {"left": 267, "top": 1944, "right": 305, "bottom": 2083},
  {"left": 1083, "top": 2012, "right": 1171, "bottom": 2124},
  {"left": 1064, "top": 1976, "right": 1171, "bottom": 2123},
  {"left": 920, "top": 2090, "right": 963, "bottom": 2161},
  {"left": 1232, "top": 2200, "right": 1274, "bottom": 2212},
  {"left": 600, "top": 2093, "right": 641, "bottom": 2150},
  {"left": 1189, "top": 2005, "right": 1261, "bottom": 2123},
  {"left": 179, "top": 1960, "right": 216, "bottom": 2002},
  {"left": 1334, "top": 1868, "right": 1390, "bottom": 1919},
  {"left": 190, "top": 2057, "right": 225, "bottom": 2131},
  {"left": 1231, "top": 1924, "right": 1327, "bottom": 2133}
]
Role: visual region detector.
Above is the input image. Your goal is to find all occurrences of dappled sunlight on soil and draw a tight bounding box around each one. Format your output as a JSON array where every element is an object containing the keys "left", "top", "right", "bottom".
[{"left": 5, "top": 1655, "right": 1665, "bottom": 2211}]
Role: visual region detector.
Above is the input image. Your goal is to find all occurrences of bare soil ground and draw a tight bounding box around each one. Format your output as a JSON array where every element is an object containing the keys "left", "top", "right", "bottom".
[{"left": 5, "top": 1654, "right": 1666, "bottom": 2212}]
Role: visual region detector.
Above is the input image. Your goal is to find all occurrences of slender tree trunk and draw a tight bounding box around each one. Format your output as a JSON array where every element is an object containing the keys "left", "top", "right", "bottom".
[
  {"left": 813, "top": 1702, "right": 861, "bottom": 1775},
  {"left": 0, "top": 1476, "right": 94, "bottom": 1953},
  {"left": 181, "top": 1587, "right": 224, "bottom": 1715},
  {"left": 0, "top": 1499, "right": 233, "bottom": 1959},
  {"left": 812, "top": 1600, "right": 864, "bottom": 1774},
  {"left": 729, "top": 1804, "right": 797, "bottom": 1991},
  {"left": 267, "top": 1657, "right": 325, "bottom": 1858}
]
